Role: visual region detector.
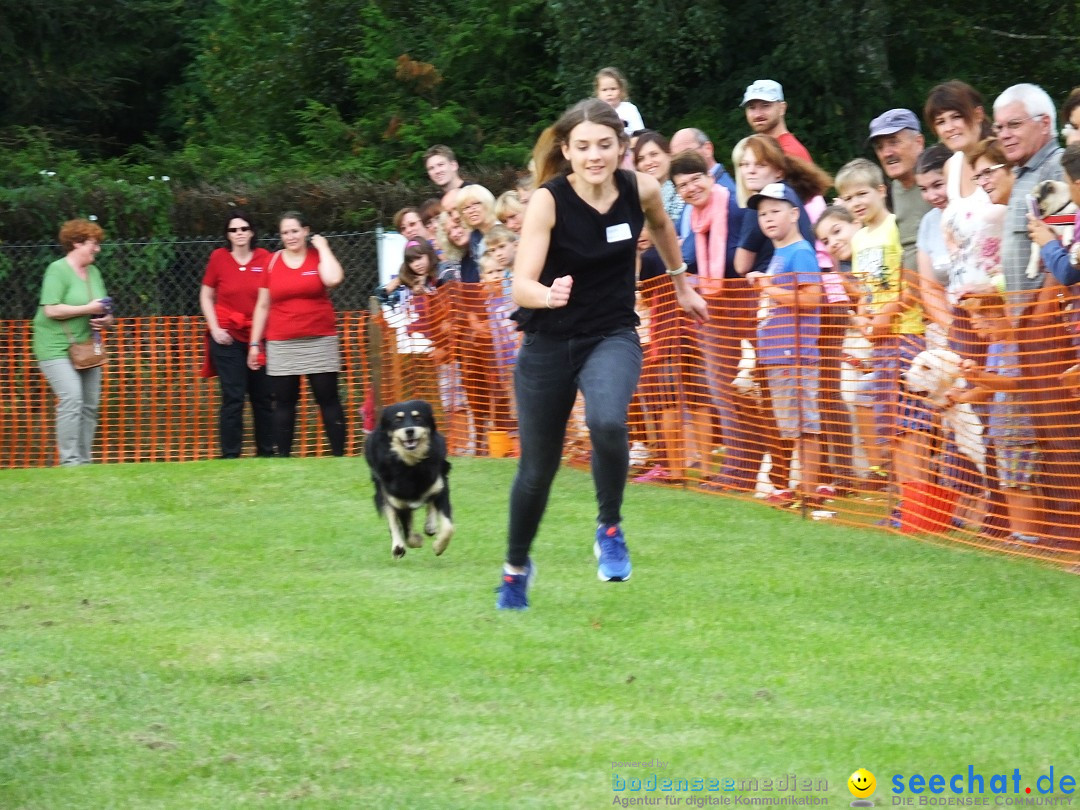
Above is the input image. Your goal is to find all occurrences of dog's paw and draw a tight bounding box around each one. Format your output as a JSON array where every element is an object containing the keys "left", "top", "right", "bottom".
[
  {"left": 392, "top": 544, "right": 407, "bottom": 559},
  {"left": 406, "top": 532, "right": 424, "bottom": 548},
  {"left": 424, "top": 515, "right": 437, "bottom": 535},
  {"left": 432, "top": 524, "right": 454, "bottom": 556}
]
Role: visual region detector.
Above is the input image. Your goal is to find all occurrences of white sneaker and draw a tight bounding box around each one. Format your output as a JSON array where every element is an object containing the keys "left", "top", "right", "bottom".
[{"left": 629, "top": 442, "right": 649, "bottom": 466}]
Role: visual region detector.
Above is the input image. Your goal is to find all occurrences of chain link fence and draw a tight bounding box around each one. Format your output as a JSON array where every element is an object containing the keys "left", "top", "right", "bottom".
[{"left": 0, "top": 231, "right": 381, "bottom": 320}]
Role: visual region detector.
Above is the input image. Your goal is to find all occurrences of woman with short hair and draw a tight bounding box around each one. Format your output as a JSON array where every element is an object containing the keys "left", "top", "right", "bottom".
[
  {"left": 32, "top": 219, "right": 116, "bottom": 466},
  {"left": 456, "top": 184, "right": 499, "bottom": 283},
  {"left": 199, "top": 210, "right": 275, "bottom": 458}
]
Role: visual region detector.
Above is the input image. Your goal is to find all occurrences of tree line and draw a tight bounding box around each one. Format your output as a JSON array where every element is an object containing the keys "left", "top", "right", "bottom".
[{"left": 1, "top": 0, "right": 1076, "bottom": 239}]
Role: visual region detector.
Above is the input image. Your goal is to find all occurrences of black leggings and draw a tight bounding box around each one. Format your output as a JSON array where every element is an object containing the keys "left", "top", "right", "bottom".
[{"left": 270, "top": 372, "right": 346, "bottom": 456}]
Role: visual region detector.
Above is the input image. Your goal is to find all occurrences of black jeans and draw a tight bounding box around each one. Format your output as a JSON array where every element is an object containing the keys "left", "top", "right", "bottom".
[
  {"left": 209, "top": 338, "right": 274, "bottom": 458},
  {"left": 270, "top": 371, "right": 347, "bottom": 457},
  {"left": 506, "top": 329, "right": 642, "bottom": 567}
]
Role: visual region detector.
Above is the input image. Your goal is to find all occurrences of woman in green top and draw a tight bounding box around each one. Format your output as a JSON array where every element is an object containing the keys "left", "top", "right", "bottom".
[{"left": 32, "top": 219, "right": 115, "bottom": 466}]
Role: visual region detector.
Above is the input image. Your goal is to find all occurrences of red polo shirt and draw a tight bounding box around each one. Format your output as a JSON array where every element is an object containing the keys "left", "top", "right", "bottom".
[
  {"left": 260, "top": 249, "right": 337, "bottom": 341},
  {"left": 201, "top": 247, "right": 272, "bottom": 343}
]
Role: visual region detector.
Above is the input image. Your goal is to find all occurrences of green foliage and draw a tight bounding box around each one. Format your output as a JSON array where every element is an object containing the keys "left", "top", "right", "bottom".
[
  {"left": 0, "top": 129, "right": 175, "bottom": 240},
  {"left": 1, "top": 0, "right": 1079, "bottom": 239},
  {"left": 0, "top": 0, "right": 202, "bottom": 154}
]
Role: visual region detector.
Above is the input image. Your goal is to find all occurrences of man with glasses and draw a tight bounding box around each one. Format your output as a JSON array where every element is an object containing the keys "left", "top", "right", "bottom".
[
  {"left": 993, "top": 84, "right": 1078, "bottom": 544},
  {"left": 992, "top": 83, "right": 1064, "bottom": 295}
]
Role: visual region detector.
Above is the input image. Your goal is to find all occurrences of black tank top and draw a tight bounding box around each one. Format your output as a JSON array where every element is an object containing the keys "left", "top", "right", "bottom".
[{"left": 517, "top": 169, "right": 644, "bottom": 337}]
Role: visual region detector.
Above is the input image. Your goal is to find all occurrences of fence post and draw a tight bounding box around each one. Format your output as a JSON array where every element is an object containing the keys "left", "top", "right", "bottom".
[{"left": 367, "top": 296, "right": 384, "bottom": 412}]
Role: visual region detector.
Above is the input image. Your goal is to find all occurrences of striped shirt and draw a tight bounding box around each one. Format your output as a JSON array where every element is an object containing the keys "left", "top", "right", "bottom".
[{"left": 1002, "top": 139, "right": 1064, "bottom": 294}]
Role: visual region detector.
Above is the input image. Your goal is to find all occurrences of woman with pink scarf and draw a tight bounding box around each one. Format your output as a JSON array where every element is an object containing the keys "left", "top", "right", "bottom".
[{"left": 667, "top": 150, "right": 748, "bottom": 488}]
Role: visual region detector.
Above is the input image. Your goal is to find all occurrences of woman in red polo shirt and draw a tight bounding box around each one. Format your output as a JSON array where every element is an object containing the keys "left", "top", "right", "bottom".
[
  {"left": 199, "top": 210, "right": 275, "bottom": 458},
  {"left": 247, "top": 211, "right": 347, "bottom": 456}
]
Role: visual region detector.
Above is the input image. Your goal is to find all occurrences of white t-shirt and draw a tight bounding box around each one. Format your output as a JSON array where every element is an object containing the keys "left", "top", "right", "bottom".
[{"left": 615, "top": 100, "right": 644, "bottom": 135}]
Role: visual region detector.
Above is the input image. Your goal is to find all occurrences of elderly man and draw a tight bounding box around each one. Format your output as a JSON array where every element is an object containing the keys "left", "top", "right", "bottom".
[
  {"left": 669, "top": 128, "right": 743, "bottom": 271},
  {"left": 993, "top": 83, "right": 1064, "bottom": 295},
  {"left": 670, "top": 128, "right": 735, "bottom": 189},
  {"left": 994, "top": 83, "right": 1077, "bottom": 543},
  {"left": 868, "top": 108, "right": 931, "bottom": 273},
  {"left": 741, "top": 79, "right": 811, "bottom": 161}
]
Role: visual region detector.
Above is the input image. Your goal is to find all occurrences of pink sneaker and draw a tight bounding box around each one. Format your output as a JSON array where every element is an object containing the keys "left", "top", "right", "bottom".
[
  {"left": 633, "top": 464, "right": 673, "bottom": 483},
  {"left": 765, "top": 489, "right": 795, "bottom": 505}
]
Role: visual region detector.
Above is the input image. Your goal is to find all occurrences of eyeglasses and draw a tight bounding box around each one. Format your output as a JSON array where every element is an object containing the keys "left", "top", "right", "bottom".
[
  {"left": 227, "top": 226, "right": 252, "bottom": 233},
  {"left": 674, "top": 173, "right": 707, "bottom": 193},
  {"left": 972, "top": 164, "right": 1005, "bottom": 183},
  {"left": 991, "top": 115, "right": 1042, "bottom": 135}
]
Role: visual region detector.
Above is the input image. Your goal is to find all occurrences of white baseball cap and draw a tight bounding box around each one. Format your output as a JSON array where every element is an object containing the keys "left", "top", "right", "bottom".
[{"left": 742, "top": 79, "right": 784, "bottom": 106}]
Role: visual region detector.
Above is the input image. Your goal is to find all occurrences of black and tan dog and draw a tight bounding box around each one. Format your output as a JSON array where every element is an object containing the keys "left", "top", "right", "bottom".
[{"left": 364, "top": 400, "right": 453, "bottom": 559}]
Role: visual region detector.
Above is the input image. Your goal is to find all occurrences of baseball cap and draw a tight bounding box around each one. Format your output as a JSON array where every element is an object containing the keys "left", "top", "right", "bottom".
[
  {"left": 868, "top": 108, "right": 921, "bottom": 140},
  {"left": 742, "top": 79, "right": 784, "bottom": 106},
  {"left": 747, "top": 182, "right": 801, "bottom": 210}
]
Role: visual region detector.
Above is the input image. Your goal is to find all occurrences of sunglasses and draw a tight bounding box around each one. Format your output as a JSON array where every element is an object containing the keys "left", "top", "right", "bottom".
[{"left": 227, "top": 226, "right": 252, "bottom": 233}]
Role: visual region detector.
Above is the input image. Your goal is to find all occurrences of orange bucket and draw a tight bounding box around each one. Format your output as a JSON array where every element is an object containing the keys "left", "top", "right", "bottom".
[
  {"left": 899, "top": 482, "right": 961, "bottom": 533},
  {"left": 488, "top": 430, "right": 511, "bottom": 459}
]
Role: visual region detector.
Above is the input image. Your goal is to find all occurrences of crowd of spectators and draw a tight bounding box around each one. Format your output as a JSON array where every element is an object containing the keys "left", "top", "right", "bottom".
[{"left": 369, "top": 73, "right": 1080, "bottom": 545}]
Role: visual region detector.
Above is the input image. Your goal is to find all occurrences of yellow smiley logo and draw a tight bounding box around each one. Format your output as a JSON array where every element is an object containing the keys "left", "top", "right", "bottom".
[{"left": 848, "top": 768, "right": 876, "bottom": 798}]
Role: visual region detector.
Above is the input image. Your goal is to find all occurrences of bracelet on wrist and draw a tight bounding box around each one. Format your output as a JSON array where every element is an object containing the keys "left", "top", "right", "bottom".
[
  {"left": 665, "top": 262, "right": 688, "bottom": 277},
  {"left": 545, "top": 288, "right": 554, "bottom": 309}
]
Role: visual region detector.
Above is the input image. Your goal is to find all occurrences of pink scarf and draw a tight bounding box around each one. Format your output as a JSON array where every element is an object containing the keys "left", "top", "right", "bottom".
[{"left": 692, "top": 183, "right": 730, "bottom": 285}]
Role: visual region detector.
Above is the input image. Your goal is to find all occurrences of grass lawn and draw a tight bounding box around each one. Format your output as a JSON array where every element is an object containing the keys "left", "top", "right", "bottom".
[{"left": 1, "top": 458, "right": 1077, "bottom": 809}]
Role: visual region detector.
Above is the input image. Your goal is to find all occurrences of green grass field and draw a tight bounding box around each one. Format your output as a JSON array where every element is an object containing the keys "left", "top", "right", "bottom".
[{"left": 2, "top": 458, "right": 1077, "bottom": 809}]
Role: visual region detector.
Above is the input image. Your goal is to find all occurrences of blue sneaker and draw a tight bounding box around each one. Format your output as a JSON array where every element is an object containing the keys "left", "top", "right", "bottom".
[
  {"left": 495, "top": 559, "right": 535, "bottom": 610},
  {"left": 594, "top": 524, "right": 632, "bottom": 581}
]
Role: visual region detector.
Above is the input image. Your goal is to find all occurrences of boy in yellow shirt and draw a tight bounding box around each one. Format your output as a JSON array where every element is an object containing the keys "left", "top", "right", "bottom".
[{"left": 836, "top": 159, "right": 933, "bottom": 510}]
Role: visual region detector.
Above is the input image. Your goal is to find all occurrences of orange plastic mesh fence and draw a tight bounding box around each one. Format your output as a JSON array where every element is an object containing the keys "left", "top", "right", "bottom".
[
  {"left": 374, "top": 279, "right": 1079, "bottom": 566},
  {"left": 1, "top": 313, "right": 371, "bottom": 465},
  {"left": 6, "top": 277, "right": 1080, "bottom": 568}
]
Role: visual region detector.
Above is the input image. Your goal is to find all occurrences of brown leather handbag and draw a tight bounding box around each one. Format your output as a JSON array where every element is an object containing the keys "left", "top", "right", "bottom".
[{"left": 61, "top": 273, "right": 109, "bottom": 369}]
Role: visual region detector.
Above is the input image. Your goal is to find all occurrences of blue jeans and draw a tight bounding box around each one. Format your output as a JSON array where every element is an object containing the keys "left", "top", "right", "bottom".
[{"left": 506, "top": 329, "right": 642, "bottom": 567}]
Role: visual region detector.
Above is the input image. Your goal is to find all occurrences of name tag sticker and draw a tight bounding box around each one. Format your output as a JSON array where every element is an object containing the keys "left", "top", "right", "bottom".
[{"left": 606, "top": 223, "right": 632, "bottom": 243}]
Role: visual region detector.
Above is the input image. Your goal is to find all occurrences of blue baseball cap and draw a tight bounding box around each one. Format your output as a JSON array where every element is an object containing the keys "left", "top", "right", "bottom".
[
  {"left": 747, "top": 182, "right": 801, "bottom": 209},
  {"left": 868, "top": 108, "right": 921, "bottom": 140}
]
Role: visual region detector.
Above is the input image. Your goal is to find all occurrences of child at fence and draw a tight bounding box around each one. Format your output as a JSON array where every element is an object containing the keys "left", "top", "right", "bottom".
[
  {"left": 1029, "top": 142, "right": 1080, "bottom": 289},
  {"left": 632, "top": 226, "right": 683, "bottom": 482},
  {"left": 816, "top": 205, "right": 879, "bottom": 482},
  {"left": 809, "top": 204, "right": 861, "bottom": 496},
  {"left": 495, "top": 191, "right": 527, "bottom": 234},
  {"left": 836, "top": 158, "right": 933, "bottom": 508},
  {"left": 454, "top": 231, "right": 515, "bottom": 454},
  {"left": 745, "top": 182, "right": 824, "bottom": 506},
  {"left": 480, "top": 227, "right": 520, "bottom": 408},
  {"left": 374, "top": 239, "right": 438, "bottom": 305},
  {"left": 379, "top": 240, "right": 441, "bottom": 407},
  {"left": 953, "top": 294, "right": 1045, "bottom": 544}
]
